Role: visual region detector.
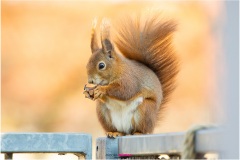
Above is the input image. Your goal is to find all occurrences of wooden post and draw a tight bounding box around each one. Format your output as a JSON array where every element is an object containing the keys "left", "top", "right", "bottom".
[
  {"left": 96, "top": 137, "right": 118, "bottom": 159},
  {"left": 4, "top": 153, "right": 13, "bottom": 160}
]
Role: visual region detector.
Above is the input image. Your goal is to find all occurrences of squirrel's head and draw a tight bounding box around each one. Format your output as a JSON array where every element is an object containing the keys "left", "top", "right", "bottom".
[{"left": 86, "top": 18, "right": 118, "bottom": 86}]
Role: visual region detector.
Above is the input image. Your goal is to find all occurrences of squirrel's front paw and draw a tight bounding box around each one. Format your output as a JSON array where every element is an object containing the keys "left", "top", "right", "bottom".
[
  {"left": 93, "top": 86, "right": 106, "bottom": 100},
  {"left": 83, "top": 84, "right": 97, "bottom": 100}
]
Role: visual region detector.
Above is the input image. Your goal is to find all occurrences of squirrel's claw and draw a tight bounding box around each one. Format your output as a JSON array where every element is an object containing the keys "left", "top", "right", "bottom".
[
  {"left": 83, "top": 84, "right": 97, "bottom": 100},
  {"left": 83, "top": 90, "right": 93, "bottom": 100},
  {"left": 133, "top": 132, "right": 143, "bottom": 135},
  {"left": 106, "top": 132, "right": 125, "bottom": 138}
]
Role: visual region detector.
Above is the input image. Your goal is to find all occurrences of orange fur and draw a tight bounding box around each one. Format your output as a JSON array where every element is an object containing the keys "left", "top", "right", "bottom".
[
  {"left": 114, "top": 14, "right": 179, "bottom": 106},
  {"left": 86, "top": 13, "right": 179, "bottom": 136}
]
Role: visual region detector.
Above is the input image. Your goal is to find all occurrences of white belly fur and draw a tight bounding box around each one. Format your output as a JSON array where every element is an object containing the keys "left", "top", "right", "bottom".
[{"left": 105, "top": 97, "right": 143, "bottom": 134}]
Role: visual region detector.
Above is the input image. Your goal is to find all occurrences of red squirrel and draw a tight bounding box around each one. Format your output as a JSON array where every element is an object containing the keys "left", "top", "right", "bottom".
[{"left": 84, "top": 14, "right": 179, "bottom": 138}]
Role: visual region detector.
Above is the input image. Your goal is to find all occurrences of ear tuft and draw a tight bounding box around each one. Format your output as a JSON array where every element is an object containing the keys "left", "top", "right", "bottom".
[
  {"left": 100, "top": 18, "right": 111, "bottom": 38},
  {"left": 91, "top": 17, "right": 99, "bottom": 53},
  {"left": 100, "top": 18, "right": 115, "bottom": 58}
]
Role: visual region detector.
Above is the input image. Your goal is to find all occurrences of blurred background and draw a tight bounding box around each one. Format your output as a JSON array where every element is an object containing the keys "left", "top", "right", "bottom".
[{"left": 1, "top": 0, "right": 227, "bottom": 159}]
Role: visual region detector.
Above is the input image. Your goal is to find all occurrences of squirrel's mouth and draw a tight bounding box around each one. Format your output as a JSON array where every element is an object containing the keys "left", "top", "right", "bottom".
[
  {"left": 88, "top": 76, "right": 109, "bottom": 86},
  {"left": 99, "top": 80, "right": 108, "bottom": 86}
]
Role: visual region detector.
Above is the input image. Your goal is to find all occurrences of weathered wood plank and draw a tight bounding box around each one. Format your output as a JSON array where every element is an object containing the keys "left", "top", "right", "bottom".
[
  {"left": 118, "top": 132, "right": 184, "bottom": 157},
  {"left": 195, "top": 128, "right": 223, "bottom": 153},
  {"left": 96, "top": 128, "right": 222, "bottom": 159},
  {"left": 1, "top": 133, "right": 92, "bottom": 159},
  {"left": 118, "top": 128, "right": 222, "bottom": 157}
]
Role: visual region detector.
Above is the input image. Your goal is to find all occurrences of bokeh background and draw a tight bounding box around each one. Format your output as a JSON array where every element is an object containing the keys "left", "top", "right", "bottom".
[{"left": 1, "top": 0, "right": 226, "bottom": 159}]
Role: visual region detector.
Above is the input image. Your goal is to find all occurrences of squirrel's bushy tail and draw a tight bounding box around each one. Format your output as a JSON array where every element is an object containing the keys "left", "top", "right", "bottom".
[{"left": 114, "top": 13, "right": 179, "bottom": 106}]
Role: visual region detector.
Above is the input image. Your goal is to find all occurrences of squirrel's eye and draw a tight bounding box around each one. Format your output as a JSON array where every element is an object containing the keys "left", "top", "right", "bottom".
[{"left": 98, "top": 62, "right": 106, "bottom": 70}]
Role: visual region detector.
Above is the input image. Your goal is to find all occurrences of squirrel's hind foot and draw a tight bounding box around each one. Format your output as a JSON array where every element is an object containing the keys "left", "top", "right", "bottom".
[
  {"left": 132, "top": 132, "right": 143, "bottom": 136},
  {"left": 106, "top": 132, "right": 125, "bottom": 138},
  {"left": 132, "top": 132, "right": 143, "bottom": 135}
]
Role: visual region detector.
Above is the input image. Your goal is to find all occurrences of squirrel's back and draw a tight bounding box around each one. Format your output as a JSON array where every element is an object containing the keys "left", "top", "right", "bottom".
[{"left": 114, "top": 13, "right": 179, "bottom": 106}]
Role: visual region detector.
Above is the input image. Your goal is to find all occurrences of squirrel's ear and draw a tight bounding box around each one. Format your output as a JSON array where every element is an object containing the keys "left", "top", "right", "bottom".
[
  {"left": 101, "top": 18, "right": 115, "bottom": 58},
  {"left": 102, "top": 39, "right": 114, "bottom": 58},
  {"left": 91, "top": 18, "right": 99, "bottom": 53}
]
